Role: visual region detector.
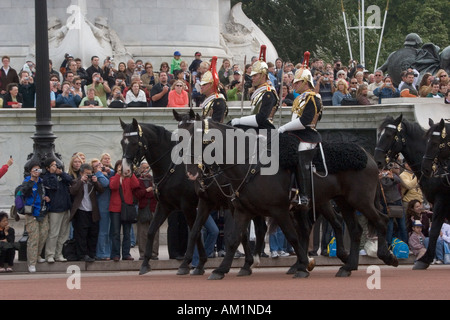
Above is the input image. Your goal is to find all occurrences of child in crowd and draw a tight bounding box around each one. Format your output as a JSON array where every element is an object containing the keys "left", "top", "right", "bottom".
[{"left": 408, "top": 220, "right": 428, "bottom": 261}]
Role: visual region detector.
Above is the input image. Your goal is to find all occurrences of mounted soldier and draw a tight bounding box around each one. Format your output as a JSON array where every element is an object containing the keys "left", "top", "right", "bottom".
[
  {"left": 278, "top": 52, "right": 323, "bottom": 208},
  {"left": 231, "top": 45, "right": 279, "bottom": 130},
  {"left": 200, "top": 56, "right": 228, "bottom": 123}
]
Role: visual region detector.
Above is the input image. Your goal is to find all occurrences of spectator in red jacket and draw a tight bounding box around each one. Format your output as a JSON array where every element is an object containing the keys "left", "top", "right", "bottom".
[
  {"left": 0, "top": 156, "right": 13, "bottom": 179},
  {"left": 109, "top": 160, "right": 139, "bottom": 261}
]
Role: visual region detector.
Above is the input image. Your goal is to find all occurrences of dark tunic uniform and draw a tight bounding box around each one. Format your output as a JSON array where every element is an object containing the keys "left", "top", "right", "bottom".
[
  {"left": 237, "top": 83, "right": 279, "bottom": 131},
  {"left": 290, "top": 90, "right": 323, "bottom": 143},
  {"left": 202, "top": 93, "right": 228, "bottom": 123}
]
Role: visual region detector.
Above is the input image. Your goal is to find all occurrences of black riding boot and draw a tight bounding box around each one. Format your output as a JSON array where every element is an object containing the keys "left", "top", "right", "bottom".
[{"left": 295, "top": 149, "right": 317, "bottom": 208}]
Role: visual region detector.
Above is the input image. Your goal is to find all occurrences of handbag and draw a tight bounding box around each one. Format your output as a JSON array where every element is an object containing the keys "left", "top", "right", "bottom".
[
  {"left": 119, "top": 184, "right": 138, "bottom": 224},
  {"left": 364, "top": 238, "right": 378, "bottom": 258},
  {"left": 387, "top": 205, "right": 404, "bottom": 218},
  {"left": 379, "top": 181, "right": 404, "bottom": 218}
]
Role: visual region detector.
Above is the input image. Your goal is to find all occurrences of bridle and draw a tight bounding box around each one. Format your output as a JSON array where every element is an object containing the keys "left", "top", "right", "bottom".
[
  {"left": 185, "top": 118, "right": 261, "bottom": 201},
  {"left": 123, "top": 124, "right": 148, "bottom": 167},
  {"left": 375, "top": 122, "right": 406, "bottom": 168},
  {"left": 423, "top": 125, "right": 450, "bottom": 177}
]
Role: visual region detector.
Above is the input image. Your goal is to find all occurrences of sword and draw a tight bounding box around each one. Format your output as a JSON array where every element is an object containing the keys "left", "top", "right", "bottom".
[
  {"left": 278, "top": 62, "right": 285, "bottom": 127},
  {"left": 241, "top": 55, "right": 247, "bottom": 116}
]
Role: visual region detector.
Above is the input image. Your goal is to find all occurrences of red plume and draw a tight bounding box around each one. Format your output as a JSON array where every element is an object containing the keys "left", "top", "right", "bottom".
[
  {"left": 259, "top": 45, "right": 267, "bottom": 62},
  {"left": 210, "top": 56, "right": 219, "bottom": 93},
  {"left": 303, "top": 51, "right": 311, "bottom": 69}
]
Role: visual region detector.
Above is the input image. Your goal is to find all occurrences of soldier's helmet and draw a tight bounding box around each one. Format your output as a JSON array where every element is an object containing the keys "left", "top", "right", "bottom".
[
  {"left": 404, "top": 33, "right": 423, "bottom": 48},
  {"left": 293, "top": 51, "right": 314, "bottom": 88},
  {"left": 200, "top": 56, "right": 219, "bottom": 93},
  {"left": 250, "top": 45, "right": 269, "bottom": 76}
]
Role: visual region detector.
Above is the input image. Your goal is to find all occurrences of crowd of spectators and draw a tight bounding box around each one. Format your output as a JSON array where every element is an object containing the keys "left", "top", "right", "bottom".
[{"left": 1, "top": 53, "right": 448, "bottom": 110}]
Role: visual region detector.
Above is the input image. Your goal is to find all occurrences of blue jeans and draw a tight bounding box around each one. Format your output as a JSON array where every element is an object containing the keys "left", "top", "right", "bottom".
[
  {"left": 110, "top": 211, "right": 132, "bottom": 259},
  {"left": 192, "top": 214, "right": 219, "bottom": 267},
  {"left": 96, "top": 209, "right": 111, "bottom": 259},
  {"left": 385, "top": 200, "right": 408, "bottom": 245},
  {"left": 436, "top": 238, "right": 445, "bottom": 262},
  {"left": 269, "top": 227, "right": 286, "bottom": 252}
]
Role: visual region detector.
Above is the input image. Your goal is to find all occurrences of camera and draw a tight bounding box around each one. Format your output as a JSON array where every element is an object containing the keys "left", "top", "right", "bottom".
[
  {"left": 101, "top": 166, "right": 106, "bottom": 171},
  {"left": 87, "top": 174, "right": 93, "bottom": 180}
]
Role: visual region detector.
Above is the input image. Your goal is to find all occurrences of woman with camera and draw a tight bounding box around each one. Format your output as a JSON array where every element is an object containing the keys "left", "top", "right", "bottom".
[
  {"left": 70, "top": 163, "right": 104, "bottom": 262},
  {"left": 109, "top": 160, "right": 139, "bottom": 261},
  {"left": 379, "top": 165, "right": 408, "bottom": 246}
]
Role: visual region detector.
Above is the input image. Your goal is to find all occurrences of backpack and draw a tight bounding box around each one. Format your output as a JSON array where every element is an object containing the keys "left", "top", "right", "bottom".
[
  {"left": 13, "top": 185, "right": 26, "bottom": 215},
  {"left": 62, "top": 239, "right": 78, "bottom": 261},
  {"left": 390, "top": 237, "right": 409, "bottom": 259},
  {"left": 327, "top": 237, "right": 337, "bottom": 257}
]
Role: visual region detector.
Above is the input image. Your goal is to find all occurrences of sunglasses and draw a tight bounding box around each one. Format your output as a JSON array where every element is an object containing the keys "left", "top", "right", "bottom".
[
  {"left": 351, "top": 82, "right": 357, "bottom": 84},
  {"left": 176, "top": 85, "right": 183, "bottom": 87}
]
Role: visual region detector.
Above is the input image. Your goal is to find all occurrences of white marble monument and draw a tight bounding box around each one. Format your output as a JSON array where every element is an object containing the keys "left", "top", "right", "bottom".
[{"left": 0, "top": 0, "right": 278, "bottom": 70}]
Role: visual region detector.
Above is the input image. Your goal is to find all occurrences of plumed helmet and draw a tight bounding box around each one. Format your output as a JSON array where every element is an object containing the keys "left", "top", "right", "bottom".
[
  {"left": 404, "top": 33, "right": 423, "bottom": 48},
  {"left": 250, "top": 45, "right": 269, "bottom": 76},
  {"left": 200, "top": 56, "right": 219, "bottom": 93},
  {"left": 293, "top": 51, "right": 314, "bottom": 88}
]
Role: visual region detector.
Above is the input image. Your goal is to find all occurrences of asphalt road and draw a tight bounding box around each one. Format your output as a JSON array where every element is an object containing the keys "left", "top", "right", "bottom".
[{"left": 1, "top": 265, "right": 449, "bottom": 303}]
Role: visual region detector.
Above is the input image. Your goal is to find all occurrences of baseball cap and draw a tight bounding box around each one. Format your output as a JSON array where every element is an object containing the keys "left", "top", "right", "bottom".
[
  {"left": 195, "top": 52, "right": 201, "bottom": 56},
  {"left": 174, "top": 51, "right": 181, "bottom": 56},
  {"left": 413, "top": 220, "right": 423, "bottom": 227}
]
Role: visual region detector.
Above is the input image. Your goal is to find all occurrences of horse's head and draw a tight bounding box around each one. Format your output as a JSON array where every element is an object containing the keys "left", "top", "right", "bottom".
[
  {"left": 422, "top": 118, "right": 450, "bottom": 177},
  {"left": 174, "top": 110, "right": 234, "bottom": 181},
  {"left": 120, "top": 118, "right": 152, "bottom": 177},
  {"left": 374, "top": 114, "right": 405, "bottom": 169}
]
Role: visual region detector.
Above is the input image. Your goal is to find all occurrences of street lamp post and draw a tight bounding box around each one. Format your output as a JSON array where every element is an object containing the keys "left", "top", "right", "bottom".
[{"left": 24, "top": 0, "right": 62, "bottom": 175}]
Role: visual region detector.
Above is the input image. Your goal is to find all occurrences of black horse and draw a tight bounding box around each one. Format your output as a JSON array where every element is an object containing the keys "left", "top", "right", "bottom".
[
  {"left": 422, "top": 118, "right": 450, "bottom": 178},
  {"left": 375, "top": 114, "right": 450, "bottom": 269},
  {"left": 178, "top": 115, "right": 398, "bottom": 279},
  {"left": 120, "top": 118, "right": 266, "bottom": 276},
  {"left": 120, "top": 119, "right": 201, "bottom": 275},
  {"left": 172, "top": 111, "right": 268, "bottom": 277}
]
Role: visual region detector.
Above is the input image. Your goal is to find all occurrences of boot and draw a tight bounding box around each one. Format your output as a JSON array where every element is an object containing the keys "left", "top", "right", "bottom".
[{"left": 295, "top": 149, "right": 317, "bottom": 208}]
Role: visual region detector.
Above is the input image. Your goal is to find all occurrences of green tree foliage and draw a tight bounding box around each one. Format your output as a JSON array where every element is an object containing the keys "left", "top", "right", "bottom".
[{"left": 232, "top": 0, "right": 449, "bottom": 71}]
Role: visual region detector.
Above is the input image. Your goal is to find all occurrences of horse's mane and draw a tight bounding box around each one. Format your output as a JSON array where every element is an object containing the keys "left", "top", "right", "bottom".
[
  {"left": 140, "top": 122, "right": 173, "bottom": 144},
  {"left": 378, "top": 116, "right": 426, "bottom": 139}
]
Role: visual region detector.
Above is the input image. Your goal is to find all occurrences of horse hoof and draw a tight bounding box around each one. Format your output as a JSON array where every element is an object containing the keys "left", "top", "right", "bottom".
[
  {"left": 307, "top": 257, "right": 316, "bottom": 271},
  {"left": 293, "top": 270, "right": 310, "bottom": 278},
  {"left": 208, "top": 272, "right": 225, "bottom": 280},
  {"left": 286, "top": 266, "right": 296, "bottom": 274},
  {"left": 335, "top": 268, "right": 352, "bottom": 277},
  {"left": 139, "top": 265, "right": 151, "bottom": 275},
  {"left": 191, "top": 268, "right": 205, "bottom": 276},
  {"left": 391, "top": 256, "right": 399, "bottom": 267},
  {"left": 237, "top": 268, "right": 252, "bottom": 277},
  {"left": 412, "top": 260, "right": 430, "bottom": 270},
  {"left": 177, "top": 267, "right": 190, "bottom": 275}
]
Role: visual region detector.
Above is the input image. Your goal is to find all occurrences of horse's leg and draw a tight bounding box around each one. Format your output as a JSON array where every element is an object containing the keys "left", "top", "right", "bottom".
[
  {"left": 288, "top": 208, "right": 315, "bottom": 274},
  {"left": 237, "top": 220, "right": 254, "bottom": 277},
  {"left": 252, "top": 216, "right": 267, "bottom": 267},
  {"left": 414, "top": 195, "right": 449, "bottom": 269},
  {"left": 177, "top": 200, "right": 210, "bottom": 275},
  {"left": 275, "top": 209, "right": 310, "bottom": 278},
  {"left": 317, "top": 201, "right": 349, "bottom": 265},
  {"left": 208, "top": 209, "right": 249, "bottom": 280},
  {"left": 139, "top": 204, "right": 169, "bottom": 275},
  {"left": 333, "top": 200, "right": 361, "bottom": 277},
  {"left": 354, "top": 200, "right": 398, "bottom": 268}
]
